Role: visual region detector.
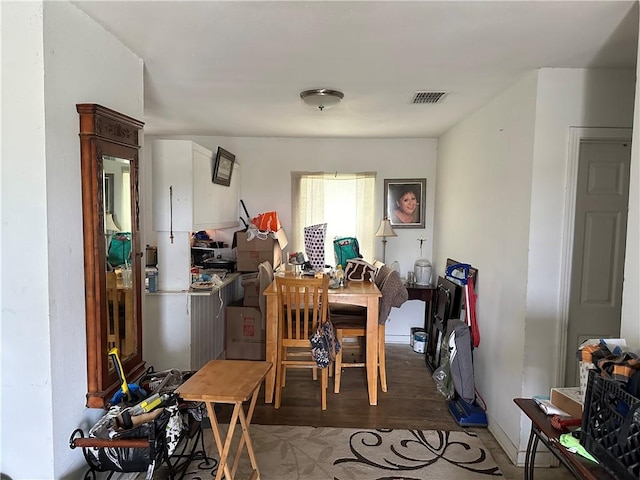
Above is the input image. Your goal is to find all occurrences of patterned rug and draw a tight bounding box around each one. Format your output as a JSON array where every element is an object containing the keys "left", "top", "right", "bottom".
[{"left": 169, "top": 424, "right": 503, "bottom": 479}]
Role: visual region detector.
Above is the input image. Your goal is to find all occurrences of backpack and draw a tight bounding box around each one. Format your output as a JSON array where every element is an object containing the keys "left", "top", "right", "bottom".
[{"left": 333, "top": 237, "right": 362, "bottom": 267}]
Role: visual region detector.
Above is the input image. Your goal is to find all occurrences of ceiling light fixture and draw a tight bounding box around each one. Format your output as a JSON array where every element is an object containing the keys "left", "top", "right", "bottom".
[{"left": 300, "top": 89, "right": 344, "bottom": 111}]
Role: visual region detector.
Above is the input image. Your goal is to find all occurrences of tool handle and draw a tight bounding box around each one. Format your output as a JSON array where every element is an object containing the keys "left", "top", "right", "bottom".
[
  {"left": 108, "top": 347, "right": 131, "bottom": 401},
  {"left": 240, "top": 199, "right": 250, "bottom": 219}
]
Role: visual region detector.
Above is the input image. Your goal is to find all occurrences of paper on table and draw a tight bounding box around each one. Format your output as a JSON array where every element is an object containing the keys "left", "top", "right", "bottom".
[{"left": 533, "top": 397, "right": 570, "bottom": 417}]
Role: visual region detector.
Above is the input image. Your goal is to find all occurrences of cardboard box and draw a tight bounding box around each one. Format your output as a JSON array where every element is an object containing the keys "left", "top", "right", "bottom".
[
  {"left": 550, "top": 387, "right": 583, "bottom": 419},
  {"left": 241, "top": 274, "right": 260, "bottom": 307},
  {"left": 226, "top": 305, "right": 265, "bottom": 360},
  {"left": 235, "top": 229, "right": 286, "bottom": 272}
]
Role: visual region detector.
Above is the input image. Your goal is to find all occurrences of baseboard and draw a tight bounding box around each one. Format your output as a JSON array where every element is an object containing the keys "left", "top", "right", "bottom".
[
  {"left": 487, "top": 410, "right": 557, "bottom": 467},
  {"left": 385, "top": 334, "right": 410, "bottom": 344}
]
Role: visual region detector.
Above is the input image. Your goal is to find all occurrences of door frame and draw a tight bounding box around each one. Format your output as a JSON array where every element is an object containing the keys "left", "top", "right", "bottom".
[{"left": 556, "top": 127, "right": 632, "bottom": 386}]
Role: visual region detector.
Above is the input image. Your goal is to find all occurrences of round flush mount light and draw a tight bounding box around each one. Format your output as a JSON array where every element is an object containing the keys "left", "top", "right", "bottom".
[{"left": 300, "top": 89, "right": 344, "bottom": 111}]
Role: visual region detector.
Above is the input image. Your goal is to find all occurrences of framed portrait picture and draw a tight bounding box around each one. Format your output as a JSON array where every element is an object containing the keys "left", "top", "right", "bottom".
[
  {"left": 384, "top": 178, "right": 426, "bottom": 228},
  {"left": 212, "top": 147, "right": 235, "bottom": 186}
]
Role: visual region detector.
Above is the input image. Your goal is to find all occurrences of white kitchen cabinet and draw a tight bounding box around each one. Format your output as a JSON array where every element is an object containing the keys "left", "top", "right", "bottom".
[
  {"left": 143, "top": 274, "right": 241, "bottom": 372},
  {"left": 152, "top": 139, "right": 240, "bottom": 232}
]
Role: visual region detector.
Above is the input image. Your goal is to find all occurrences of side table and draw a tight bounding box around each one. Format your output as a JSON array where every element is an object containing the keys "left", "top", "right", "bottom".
[
  {"left": 176, "top": 360, "right": 272, "bottom": 480},
  {"left": 514, "top": 398, "right": 613, "bottom": 480}
]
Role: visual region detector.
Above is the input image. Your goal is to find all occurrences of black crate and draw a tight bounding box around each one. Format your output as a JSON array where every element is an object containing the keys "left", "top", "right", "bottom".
[{"left": 580, "top": 369, "right": 640, "bottom": 480}]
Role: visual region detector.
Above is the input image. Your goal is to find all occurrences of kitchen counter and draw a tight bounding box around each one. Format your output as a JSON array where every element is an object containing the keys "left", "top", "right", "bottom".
[
  {"left": 143, "top": 272, "right": 242, "bottom": 371},
  {"left": 146, "top": 272, "right": 241, "bottom": 296}
]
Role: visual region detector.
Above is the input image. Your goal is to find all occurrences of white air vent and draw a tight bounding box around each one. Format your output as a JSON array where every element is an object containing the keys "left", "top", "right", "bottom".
[{"left": 411, "top": 91, "right": 449, "bottom": 104}]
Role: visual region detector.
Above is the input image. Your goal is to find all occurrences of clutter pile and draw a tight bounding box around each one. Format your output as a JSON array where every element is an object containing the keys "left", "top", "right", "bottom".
[{"left": 69, "top": 362, "right": 207, "bottom": 479}]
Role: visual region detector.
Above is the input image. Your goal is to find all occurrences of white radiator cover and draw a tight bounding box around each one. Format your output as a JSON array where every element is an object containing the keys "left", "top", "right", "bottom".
[{"left": 190, "top": 285, "right": 235, "bottom": 370}]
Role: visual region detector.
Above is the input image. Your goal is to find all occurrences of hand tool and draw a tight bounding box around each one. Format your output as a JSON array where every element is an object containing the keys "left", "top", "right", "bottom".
[{"left": 108, "top": 347, "right": 131, "bottom": 402}]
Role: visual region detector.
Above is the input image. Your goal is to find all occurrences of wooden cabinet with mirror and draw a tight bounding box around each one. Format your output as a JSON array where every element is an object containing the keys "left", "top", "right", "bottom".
[{"left": 77, "top": 104, "right": 145, "bottom": 408}]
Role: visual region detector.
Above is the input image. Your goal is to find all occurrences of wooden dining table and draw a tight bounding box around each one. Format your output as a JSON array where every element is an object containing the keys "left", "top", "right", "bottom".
[{"left": 263, "top": 274, "right": 382, "bottom": 405}]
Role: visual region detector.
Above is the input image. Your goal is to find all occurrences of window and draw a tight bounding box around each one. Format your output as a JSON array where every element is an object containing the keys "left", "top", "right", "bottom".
[{"left": 291, "top": 172, "right": 376, "bottom": 265}]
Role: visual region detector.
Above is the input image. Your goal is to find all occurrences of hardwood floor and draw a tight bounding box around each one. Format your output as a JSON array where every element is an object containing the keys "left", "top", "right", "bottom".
[{"left": 215, "top": 343, "right": 573, "bottom": 480}]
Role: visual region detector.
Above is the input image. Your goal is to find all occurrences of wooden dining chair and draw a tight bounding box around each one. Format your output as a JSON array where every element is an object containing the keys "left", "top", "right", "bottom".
[
  {"left": 274, "top": 274, "right": 331, "bottom": 410},
  {"left": 332, "top": 263, "right": 406, "bottom": 394},
  {"left": 106, "top": 271, "right": 120, "bottom": 351},
  {"left": 331, "top": 310, "right": 387, "bottom": 395}
]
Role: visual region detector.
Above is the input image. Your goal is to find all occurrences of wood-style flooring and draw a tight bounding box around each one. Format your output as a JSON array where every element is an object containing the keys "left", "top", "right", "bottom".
[{"left": 216, "top": 343, "right": 573, "bottom": 480}]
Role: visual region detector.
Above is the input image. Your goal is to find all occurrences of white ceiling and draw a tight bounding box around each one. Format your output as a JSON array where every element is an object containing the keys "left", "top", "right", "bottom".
[{"left": 73, "top": 1, "right": 639, "bottom": 138}]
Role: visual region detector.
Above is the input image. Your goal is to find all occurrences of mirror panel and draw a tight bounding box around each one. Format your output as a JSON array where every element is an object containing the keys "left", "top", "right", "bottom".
[
  {"left": 77, "top": 104, "right": 145, "bottom": 408},
  {"left": 104, "top": 156, "right": 135, "bottom": 364}
]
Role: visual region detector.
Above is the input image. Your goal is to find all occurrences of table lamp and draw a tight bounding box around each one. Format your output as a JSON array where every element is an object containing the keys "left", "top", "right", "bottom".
[
  {"left": 105, "top": 212, "right": 120, "bottom": 253},
  {"left": 105, "top": 212, "right": 120, "bottom": 233},
  {"left": 375, "top": 218, "right": 397, "bottom": 264}
]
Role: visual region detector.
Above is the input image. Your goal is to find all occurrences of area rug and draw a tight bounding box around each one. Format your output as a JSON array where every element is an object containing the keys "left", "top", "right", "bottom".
[{"left": 176, "top": 425, "right": 503, "bottom": 479}]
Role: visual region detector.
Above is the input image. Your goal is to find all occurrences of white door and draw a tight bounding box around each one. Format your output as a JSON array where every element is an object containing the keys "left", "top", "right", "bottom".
[{"left": 564, "top": 139, "right": 631, "bottom": 386}]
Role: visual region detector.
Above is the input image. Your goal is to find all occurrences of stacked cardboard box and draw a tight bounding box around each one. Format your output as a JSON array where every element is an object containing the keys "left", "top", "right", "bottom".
[
  {"left": 235, "top": 229, "right": 286, "bottom": 272},
  {"left": 550, "top": 387, "right": 583, "bottom": 418},
  {"left": 241, "top": 273, "right": 260, "bottom": 307},
  {"left": 226, "top": 303, "right": 265, "bottom": 360}
]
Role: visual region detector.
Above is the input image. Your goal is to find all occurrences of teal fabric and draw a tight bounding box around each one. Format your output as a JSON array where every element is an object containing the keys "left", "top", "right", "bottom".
[
  {"left": 559, "top": 433, "right": 599, "bottom": 463},
  {"left": 108, "top": 232, "right": 131, "bottom": 267},
  {"left": 333, "top": 237, "right": 361, "bottom": 267}
]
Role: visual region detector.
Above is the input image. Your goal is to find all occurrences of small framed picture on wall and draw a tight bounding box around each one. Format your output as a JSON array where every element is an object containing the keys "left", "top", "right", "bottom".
[
  {"left": 212, "top": 147, "right": 235, "bottom": 186},
  {"left": 384, "top": 178, "right": 426, "bottom": 228}
]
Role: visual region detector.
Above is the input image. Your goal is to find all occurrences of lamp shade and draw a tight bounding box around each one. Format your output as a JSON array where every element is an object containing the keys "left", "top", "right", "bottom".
[
  {"left": 300, "top": 89, "right": 344, "bottom": 111},
  {"left": 375, "top": 218, "right": 397, "bottom": 238},
  {"left": 105, "top": 212, "right": 120, "bottom": 232}
]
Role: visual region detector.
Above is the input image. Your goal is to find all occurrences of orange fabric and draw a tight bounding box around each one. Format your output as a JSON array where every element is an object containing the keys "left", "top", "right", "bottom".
[{"left": 251, "top": 211, "right": 281, "bottom": 233}]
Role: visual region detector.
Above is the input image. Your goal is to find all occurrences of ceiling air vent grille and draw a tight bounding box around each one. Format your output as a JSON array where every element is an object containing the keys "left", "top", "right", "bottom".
[{"left": 411, "top": 91, "right": 449, "bottom": 104}]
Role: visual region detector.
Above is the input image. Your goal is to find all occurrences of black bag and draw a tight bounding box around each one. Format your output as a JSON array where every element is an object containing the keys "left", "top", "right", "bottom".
[
  {"left": 85, "top": 396, "right": 183, "bottom": 473},
  {"left": 309, "top": 318, "right": 341, "bottom": 368}
]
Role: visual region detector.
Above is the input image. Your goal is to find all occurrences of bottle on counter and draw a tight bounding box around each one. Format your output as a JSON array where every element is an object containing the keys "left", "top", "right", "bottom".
[
  {"left": 336, "top": 264, "right": 345, "bottom": 287},
  {"left": 145, "top": 267, "right": 158, "bottom": 292}
]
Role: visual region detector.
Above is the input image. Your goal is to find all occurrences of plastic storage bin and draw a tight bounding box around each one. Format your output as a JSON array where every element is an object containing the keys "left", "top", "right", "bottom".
[{"left": 580, "top": 369, "right": 640, "bottom": 480}]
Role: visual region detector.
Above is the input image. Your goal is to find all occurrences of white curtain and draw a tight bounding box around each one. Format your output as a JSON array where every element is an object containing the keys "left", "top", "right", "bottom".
[{"left": 291, "top": 172, "right": 376, "bottom": 265}]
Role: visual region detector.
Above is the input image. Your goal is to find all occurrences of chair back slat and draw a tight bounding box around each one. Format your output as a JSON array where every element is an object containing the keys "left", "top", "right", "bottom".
[{"left": 276, "top": 275, "right": 329, "bottom": 341}]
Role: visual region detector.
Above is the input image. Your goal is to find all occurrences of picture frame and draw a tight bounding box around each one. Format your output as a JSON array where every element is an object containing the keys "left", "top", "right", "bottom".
[
  {"left": 384, "top": 178, "right": 426, "bottom": 228},
  {"left": 212, "top": 147, "right": 235, "bottom": 186}
]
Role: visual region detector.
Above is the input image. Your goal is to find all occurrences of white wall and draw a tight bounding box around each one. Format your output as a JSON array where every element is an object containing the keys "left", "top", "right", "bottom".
[
  {"left": 2, "top": 1, "right": 51, "bottom": 475},
  {"left": 621, "top": 29, "right": 640, "bottom": 351},
  {"left": 436, "top": 68, "right": 636, "bottom": 466},
  {"left": 437, "top": 70, "right": 539, "bottom": 455},
  {"left": 525, "top": 67, "right": 636, "bottom": 395},
  {"left": 1, "top": 2, "right": 143, "bottom": 477},
  {"left": 146, "top": 136, "right": 438, "bottom": 342}
]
